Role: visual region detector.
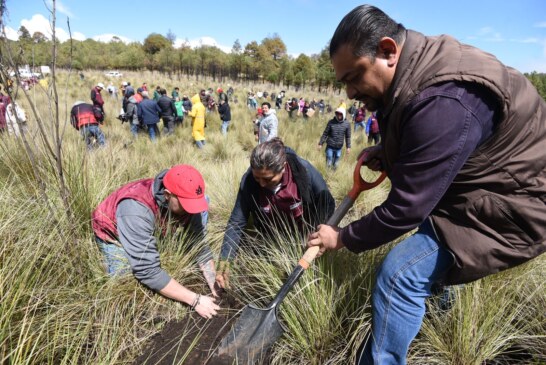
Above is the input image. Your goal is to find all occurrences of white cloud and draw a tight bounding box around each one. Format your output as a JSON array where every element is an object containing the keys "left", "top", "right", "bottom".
[
  {"left": 3, "top": 26, "right": 19, "bottom": 40},
  {"left": 534, "top": 21, "right": 546, "bottom": 28},
  {"left": 176, "top": 36, "right": 231, "bottom": 53},
  {"left": 12, "top": 14, "right": 86, "bottom": 42},
  {"left": 93, "top": 34, "right": 133, "bottom": 44}
]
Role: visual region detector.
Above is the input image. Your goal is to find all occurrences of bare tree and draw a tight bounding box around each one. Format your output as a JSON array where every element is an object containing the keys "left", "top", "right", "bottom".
[{"left": 0, "top": 0, "right": 78, "bottom": 235}]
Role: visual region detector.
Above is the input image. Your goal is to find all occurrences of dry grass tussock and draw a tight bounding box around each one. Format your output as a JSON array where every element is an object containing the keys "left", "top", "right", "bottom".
[{"left": 0, "top": 70, "right": 544, "bottom": 364}]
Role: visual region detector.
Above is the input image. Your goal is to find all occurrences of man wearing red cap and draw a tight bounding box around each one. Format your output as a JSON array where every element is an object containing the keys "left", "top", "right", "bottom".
[
  {"left": 92, "top": 165, "right": 220, "bottom": 318},
  {"left": 216, "top": 87, "right": 227, "bottom": 105}
]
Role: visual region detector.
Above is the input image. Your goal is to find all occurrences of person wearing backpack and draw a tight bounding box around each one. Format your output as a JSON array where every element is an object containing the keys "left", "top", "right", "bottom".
[
  {"left": 354, "top": 105, "right": 367, "bottom": 133},
  {"left": 366, "top": 112, "right": 380, "bottom": 145},
  {"left": 90, "top": 83, "right": 105, "bottom": 123},
  {"left": 124, "top": 90, "right": 141, "bottom": 138},
  {"left": 70, "top": 101, "right": 106, "bottom": 149}
]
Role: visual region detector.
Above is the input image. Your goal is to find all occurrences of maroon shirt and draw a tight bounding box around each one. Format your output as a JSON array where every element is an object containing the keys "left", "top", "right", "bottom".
[{"left": 341, "top": 82, "right": 498, "bottom": 252}]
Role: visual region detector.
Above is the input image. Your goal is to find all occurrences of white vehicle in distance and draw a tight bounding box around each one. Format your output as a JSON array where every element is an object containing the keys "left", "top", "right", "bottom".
[
  {"left": 105, "top": 71, "right": 123, "bottom": 77},
  {"left": 9, "top": 69, "right": 40, "bottom": 79}
]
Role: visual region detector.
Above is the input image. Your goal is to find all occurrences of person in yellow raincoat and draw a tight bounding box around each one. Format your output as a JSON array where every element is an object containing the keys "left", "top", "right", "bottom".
[{"left": 189, "top": 94, "right": 206, "bottom": 148}]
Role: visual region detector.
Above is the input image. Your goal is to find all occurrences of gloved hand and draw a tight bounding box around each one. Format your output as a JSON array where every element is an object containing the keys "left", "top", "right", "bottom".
[{"left": 215, "top": 260, "right": 230, "bottom": 289}]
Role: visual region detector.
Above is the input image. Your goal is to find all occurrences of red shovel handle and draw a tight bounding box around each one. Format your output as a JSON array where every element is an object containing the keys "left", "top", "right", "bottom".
[
  {"left": 300, "top": 151, "right": 387, "bottom": 269},
  {"left": 348, "top": 151, "right": 387, "bottom": 200}
]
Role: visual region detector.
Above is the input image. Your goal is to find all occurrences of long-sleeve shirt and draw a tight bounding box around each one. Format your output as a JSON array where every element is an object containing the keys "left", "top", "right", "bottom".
[
  {"left": 341, "top": 81, "right": 498, "bottom": 251},
  {"left": 116, "top": 199, "right": 212, "bottom": 291}
]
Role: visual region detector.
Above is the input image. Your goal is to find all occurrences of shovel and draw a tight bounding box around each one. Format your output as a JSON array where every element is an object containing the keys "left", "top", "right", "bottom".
[{"left": 213, "top": 153, "right": 386, "bottom": 365}]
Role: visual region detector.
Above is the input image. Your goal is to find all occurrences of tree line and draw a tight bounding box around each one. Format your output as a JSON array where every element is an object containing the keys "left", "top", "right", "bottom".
[
  {"left": 8, "top": 27, "right": 341, "bottom": 92},
  {"left": 7, "top": 26, "right": 546, "bottom": 99}
]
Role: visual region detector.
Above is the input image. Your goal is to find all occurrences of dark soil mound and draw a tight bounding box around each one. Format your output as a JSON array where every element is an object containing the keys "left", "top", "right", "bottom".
[{"left": 134, "top": 292, "right": 244, "bottom": 365}]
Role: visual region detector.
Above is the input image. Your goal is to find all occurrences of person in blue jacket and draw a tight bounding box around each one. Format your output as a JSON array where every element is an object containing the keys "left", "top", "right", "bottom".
[{"left": 137, "top": 91, "right": 161, "bottom": 141}]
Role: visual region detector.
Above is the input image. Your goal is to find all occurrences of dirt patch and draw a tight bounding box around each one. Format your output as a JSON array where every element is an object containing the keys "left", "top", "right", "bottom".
[{"left": 134, "top": 292, "right": 259, "bottom": 365}]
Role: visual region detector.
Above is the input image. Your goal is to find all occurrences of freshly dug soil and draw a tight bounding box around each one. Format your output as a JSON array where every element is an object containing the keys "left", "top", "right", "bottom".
[{"left": 134, "top": 292, "right": 255, "bottom": 365}]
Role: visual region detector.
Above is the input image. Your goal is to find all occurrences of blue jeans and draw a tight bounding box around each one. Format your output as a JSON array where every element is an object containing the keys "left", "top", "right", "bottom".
[
  {"left": 80, "top": 124, "right": 105, "bottom": 149},
  {"left": 96, "top": 237, "right": 131, "bottom": 276},
  {"left": 325, "top": 147, "right": 342, "bottom": 169},
  {"left": 221, "top": 120, "right": 230, "bottom": 135},
  {"left": 130, "top": 123, "right": 139, "bottom": 137},
  {"left": 355, "top": 121, "right": 366, "bottom": 132},
  {"left": 195, "top": 139, "right": 206, "bottom": 149},
  {"left": 147, "top": 123, "right": 158, "bottom": 141},
  {"left": 357, "top": 219, "right": 454, "bottom": 365},
  {"left": 96, "top": 196, "right": 210, "bottom": 276}
]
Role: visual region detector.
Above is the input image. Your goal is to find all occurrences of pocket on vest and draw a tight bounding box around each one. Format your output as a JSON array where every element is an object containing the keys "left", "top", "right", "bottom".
[{"left": 472, "top": 194, "right": 534, "bottom": 247}]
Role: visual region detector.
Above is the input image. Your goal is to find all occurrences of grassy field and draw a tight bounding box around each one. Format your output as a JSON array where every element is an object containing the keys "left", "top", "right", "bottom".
[{"left": 1, "top": 69, "right": 544, "bottom": 364}]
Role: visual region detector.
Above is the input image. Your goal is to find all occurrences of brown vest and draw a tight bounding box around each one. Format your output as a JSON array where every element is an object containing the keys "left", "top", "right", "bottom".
[{"left": 382, "top": 30, "right": 546, "bottom": 284}]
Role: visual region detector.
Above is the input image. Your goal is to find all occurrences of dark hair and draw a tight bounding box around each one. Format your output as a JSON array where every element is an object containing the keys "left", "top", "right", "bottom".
[
  {"left": 330, "top": 5, "right": 406, "bottom": 61},
  {"left": 261, "top": 102, "right": 271, "bottom": 109},
  {"left": 250, "top": 138, "right": 286, "bottom": 174},
  {"left": 160, "top": 88, "right": 167, "bottom": 95}
]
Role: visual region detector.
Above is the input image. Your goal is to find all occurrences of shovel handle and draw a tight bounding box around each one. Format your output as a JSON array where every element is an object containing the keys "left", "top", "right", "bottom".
[
  {"left": 348, "top": 151, "right": 387, "bottom": 200},
  {"left": 299, "top": 152, "right": 386, "bottom": 269}
]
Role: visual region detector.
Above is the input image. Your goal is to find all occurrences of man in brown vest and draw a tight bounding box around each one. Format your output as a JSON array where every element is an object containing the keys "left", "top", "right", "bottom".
[{"left": 307, "top": 5, "right": 546, "bottom": 364}]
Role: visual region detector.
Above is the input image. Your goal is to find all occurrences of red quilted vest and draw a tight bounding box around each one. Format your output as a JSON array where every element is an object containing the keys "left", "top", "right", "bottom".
[{"left": 92, "top": 179, "right": 158, "bottom": 242}]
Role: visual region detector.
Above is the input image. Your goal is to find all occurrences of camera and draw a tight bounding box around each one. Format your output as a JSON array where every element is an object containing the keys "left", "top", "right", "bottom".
[{"left": 117, "top": 113, "right": 128, "bottom": 123}]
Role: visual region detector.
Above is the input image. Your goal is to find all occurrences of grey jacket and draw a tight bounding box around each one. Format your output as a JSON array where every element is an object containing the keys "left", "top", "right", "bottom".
[
  {"left": 258, "top": 110, "right": 278, "bottom": 144},
  {"left": 116, "top": 170, "right": 212, "bottom": 291}
]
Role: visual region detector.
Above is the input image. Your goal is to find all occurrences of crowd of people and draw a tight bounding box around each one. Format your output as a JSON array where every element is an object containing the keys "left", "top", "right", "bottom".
[{"left": 68, "top": 78, "right": 382, "bottom": 164}]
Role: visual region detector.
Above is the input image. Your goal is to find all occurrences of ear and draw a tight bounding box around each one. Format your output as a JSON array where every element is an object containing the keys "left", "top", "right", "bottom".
[
  {"left": 164, "top": 189, "right": 172, "bottom": 201},
  {"left": 377, "top": 37, "right": 400, "bottom": 67}
]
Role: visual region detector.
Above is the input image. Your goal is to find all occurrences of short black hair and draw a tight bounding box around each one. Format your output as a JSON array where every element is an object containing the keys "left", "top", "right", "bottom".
[
  {"left": 261, "top": 102, "right": 271, "bottom": 108},
  {"left": 330, "top": 5, "right": 406, "bottom": 61}
]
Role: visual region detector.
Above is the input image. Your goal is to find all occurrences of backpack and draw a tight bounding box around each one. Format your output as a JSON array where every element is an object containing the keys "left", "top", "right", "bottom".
[
  {"left": 355, "top": 109, "right": 365, "bottom": 122},
  {"left": 93, "top": 106, "right": 104, "bottom": 122},
  {"left": 370, "top": 116, "right": 379, "bottom": 134}
]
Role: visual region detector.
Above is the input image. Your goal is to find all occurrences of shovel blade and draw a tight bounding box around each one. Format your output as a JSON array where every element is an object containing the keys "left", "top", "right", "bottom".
[{"left": 215, "top": 304, "right": 284, "bottom": 364}]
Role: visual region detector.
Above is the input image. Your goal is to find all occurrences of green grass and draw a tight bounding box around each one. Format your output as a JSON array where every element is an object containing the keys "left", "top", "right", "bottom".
[{"left": 0, "top": 69, "right": 544, "bottom": 364}]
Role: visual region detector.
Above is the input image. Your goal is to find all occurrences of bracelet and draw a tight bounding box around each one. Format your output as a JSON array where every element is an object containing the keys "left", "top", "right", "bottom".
[{"left": 190, "top": 294, "right": 201, "bottom": 310}]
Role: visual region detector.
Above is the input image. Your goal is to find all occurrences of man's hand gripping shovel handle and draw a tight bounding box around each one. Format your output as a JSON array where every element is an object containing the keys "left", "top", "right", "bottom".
[{"left": 299, "top": 152, "right": 387, "bottom": 269}]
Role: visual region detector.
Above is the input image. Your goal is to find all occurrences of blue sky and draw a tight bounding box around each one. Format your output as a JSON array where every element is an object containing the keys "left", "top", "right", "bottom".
[{"left": 4, "top": 0, "right": 546, "bottom": 73}]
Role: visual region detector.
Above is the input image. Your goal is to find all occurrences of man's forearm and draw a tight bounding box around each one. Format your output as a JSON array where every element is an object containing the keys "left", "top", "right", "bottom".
[{"left": 158, "top": 278, "right": 198, "bottom": 305}]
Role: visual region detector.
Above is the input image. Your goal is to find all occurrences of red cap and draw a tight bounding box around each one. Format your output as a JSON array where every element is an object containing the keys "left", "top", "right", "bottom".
[
  {"left": 217, "top": 87, "right": 223, "bottom": 93},
  {"left": 163, "top": 165, "right": 207, "bottom": 214}
]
